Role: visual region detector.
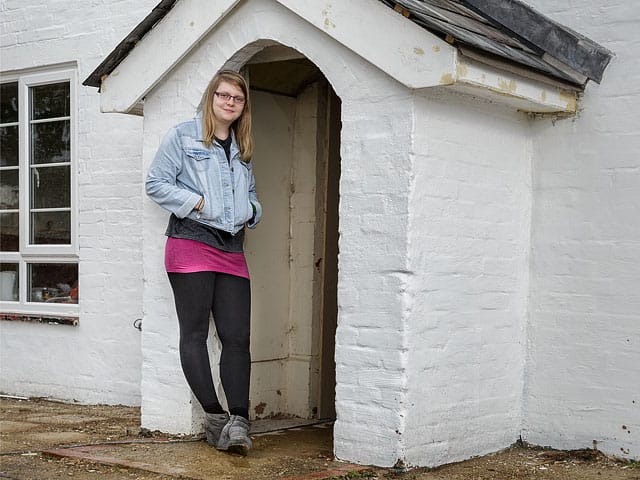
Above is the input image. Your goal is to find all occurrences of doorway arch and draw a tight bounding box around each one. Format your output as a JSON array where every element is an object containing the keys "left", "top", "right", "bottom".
[{"left": 238, "top": 44, "right": 341, "bottom": 421}]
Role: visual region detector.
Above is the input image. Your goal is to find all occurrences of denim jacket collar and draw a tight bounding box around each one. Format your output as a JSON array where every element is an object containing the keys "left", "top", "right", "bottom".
[
  {"left": 195, "top": 111, "right": 205, "bottom": 141},
  {"left": 194, "top": 111, "right": 240, "bottom": 160}
]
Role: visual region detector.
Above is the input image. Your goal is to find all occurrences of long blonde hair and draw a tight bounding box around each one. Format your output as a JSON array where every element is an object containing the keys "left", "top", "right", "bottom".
[{"left": 202, "top": 70, "right": 253, "bottom": 162}]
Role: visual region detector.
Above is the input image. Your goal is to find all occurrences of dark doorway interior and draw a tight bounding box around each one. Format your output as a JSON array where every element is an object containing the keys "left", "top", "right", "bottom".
[{"left": 247, "top": 49, "right": 341, "bottom": 421}]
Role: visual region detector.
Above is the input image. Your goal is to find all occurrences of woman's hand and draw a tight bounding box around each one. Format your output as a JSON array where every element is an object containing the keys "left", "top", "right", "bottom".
[{"left": 194, "top": 197, "right": 205, "bottom": 218}]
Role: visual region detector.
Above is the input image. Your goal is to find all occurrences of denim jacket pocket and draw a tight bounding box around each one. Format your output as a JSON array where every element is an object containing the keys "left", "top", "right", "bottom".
[{"left": 183, "top": 145, "right": 211, "bottom": 172}]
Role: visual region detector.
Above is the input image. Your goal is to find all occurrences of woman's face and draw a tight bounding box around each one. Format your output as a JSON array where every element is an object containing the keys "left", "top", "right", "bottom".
[{"left": 212, "top": 80, "right": 245, "bottom": 126}]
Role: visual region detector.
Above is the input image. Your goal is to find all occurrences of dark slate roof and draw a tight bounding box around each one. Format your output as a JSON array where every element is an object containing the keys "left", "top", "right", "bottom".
[
  {"left": 83, "top": 0, "right": 612, "bottom": 89},
  {"left": 381, "top": 0, "right": 612, "bottom": 85}
]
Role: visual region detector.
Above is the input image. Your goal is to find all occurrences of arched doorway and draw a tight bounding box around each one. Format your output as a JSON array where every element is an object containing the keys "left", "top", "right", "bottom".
[{"left": 242, "top": 45, "right": 340, "bottom": 421}]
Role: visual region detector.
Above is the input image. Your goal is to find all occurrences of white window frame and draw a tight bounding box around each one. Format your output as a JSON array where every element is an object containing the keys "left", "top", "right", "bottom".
[{"left": 0, "top": 67, "right": 78, "bottom": 317}]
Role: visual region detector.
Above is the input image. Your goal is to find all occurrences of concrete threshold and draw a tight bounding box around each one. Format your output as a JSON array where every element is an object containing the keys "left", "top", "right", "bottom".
[{"left": 42, "top": 420, "right": 371, "bottom": 480}]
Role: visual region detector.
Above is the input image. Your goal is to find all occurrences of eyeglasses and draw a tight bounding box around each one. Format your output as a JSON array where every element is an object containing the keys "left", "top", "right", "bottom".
[{"left": 214, "top": 91, "right": 246, "bottom": 105}]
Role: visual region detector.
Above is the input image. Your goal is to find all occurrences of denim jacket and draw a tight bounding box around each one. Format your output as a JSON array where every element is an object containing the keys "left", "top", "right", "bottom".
[{"left": 145, "top": 113, "right": 262, "bottom": 235}]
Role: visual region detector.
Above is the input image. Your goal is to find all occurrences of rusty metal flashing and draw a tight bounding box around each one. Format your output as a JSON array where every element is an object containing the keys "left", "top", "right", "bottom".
[{"left": 1, "top": 312, "right": 79, "bottom": 326}]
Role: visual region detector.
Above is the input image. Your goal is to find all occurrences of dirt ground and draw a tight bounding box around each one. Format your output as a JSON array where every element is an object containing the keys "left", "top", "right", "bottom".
[{"left": 1, "top": 396, "right": 638, "bottom": 480}]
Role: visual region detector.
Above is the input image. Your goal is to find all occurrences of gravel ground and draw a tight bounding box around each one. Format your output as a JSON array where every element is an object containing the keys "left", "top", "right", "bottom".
[{"left": 1, "top": 397, "right": 638, "bottom": 480}]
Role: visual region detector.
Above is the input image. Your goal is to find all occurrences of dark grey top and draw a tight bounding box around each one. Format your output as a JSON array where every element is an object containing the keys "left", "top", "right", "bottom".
[
  {"left": 215, "top": 135, "right": 232, "bottom": 162},
  {"left": 165, "top": 214, "right": 245, "bottom": 253}
]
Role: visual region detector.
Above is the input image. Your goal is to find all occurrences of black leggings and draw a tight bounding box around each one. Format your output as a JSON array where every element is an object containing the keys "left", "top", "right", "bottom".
[{"left": 168, "top": 271, "right": 251, "bottom": 418}]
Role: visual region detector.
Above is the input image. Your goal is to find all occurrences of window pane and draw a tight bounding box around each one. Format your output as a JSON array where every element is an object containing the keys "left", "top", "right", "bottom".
[
  {"left": 1, "top": 168, "right": 19, "bottom": 209},
  {"left": 31, "top": 120, "right": 70, "bottom": 164},
  {"left": 31, "top": 166, "right": 70, "bottom": 209},
  {"left": 0, "top": 125, "right": 18, "bottom": 167},
  {"left": 31, "top": 83, "right": 70, "bottom": 120},
  {"left": 0, "top": 212, "right": 19, "bottom": 251},
  {"left": 31, "top": 211, "right": 70, "bottom": 244},
  {"left": 28, "top": 262, "right": 77, "bottom": 303},
  {"left": 0, "top": 263, "right": 19, "bottom": 301},
  {"left": 0, "top": 82, "right": 18, "bottom": 123}
]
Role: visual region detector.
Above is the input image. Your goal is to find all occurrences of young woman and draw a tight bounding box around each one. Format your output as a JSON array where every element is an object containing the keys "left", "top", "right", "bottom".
[{"left": 146, "top": 70, "right": 261, "bottom": 455}]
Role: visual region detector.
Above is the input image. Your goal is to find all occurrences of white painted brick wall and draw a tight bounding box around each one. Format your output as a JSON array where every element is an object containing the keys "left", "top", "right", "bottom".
[
  {"left": 334, "top": 96, "right": 414, "bottom": 466},
  {"left": 525, "top": 0, "right": 640, "bottom": 460},
  {"left": 137, "top": 0, "right": 415, "bottom": 465},
  {"left": 131, "top": 0, "right": 640, "bottom": 465},
  {"left": 0, "top": 0, "right": 157, "bottom": 405},
  {"left": 403, "top": 92, "right": 531, "bottom": 466},
  {"left": 4, "top": 0, "right": 637, "bottom": 467},
  {"left": 140, "top": 70, "right": 202, "bottom": 433}
]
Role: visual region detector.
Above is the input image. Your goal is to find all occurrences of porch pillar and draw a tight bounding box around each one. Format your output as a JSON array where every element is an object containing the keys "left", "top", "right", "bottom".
[{"left": 333, "top": 95, "right": 414, "bottom": 466}]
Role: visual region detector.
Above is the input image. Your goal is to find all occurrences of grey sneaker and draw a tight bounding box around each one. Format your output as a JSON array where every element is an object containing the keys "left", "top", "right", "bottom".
[
  {"left": 204, "top": 412, "right": 229, "bottom": 447},
  {"left": 217, "top": 415, "right": 252, "bottom": 455}
]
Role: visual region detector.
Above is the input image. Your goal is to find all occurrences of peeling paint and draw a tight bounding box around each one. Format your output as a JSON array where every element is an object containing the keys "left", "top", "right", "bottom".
[
  {"left": 440, "top": 73, "right": 455, "bottom": 85},
  {"left": 559, "top": 89, "right": 577, "bottom": 112},
  {"left": 254, "top": 402, "right": 267, "bottom": 415},
  {"left": 497, "top": 78, "right": 517, "bottom": 94},
  {"left": 321, "top": 5, "right": 335, "bottom": 30},
  {"left": 413, "top": 47, "right": 425, "bottom": 55},
  {"left": 100, "top": 74, "right": 108, "bottom": 92}
]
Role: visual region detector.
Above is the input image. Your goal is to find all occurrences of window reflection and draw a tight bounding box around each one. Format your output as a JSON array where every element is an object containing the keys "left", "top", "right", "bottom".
[
  {"left": 31, "top": 83, "right": 70, "bottom": 120},
  {"left": 0, "top": 212, "right": 19, "bottom": 251},
  {"left": 0, "top": 82, "right": 18, "bottom": 123},
  {"left": 0, "top": 125, "right": 18, "bottom": 167},
  {"left": 0, "top": 263, "right": 18, "bottom": 301},
  {"left": 31, "top": 166, "right": 71, "bottom": 209},
  {"left": 28, "top": 263, "right": 78, "bottom": 304},
  {"left": 0, "top": 168, "right": 19, "bottom": 209},
  {"left": 31, "top": 121, "right": 71, "bottom": 165},
  {"left": 31, "top": 211, "right": 71, "bottom": 244}
]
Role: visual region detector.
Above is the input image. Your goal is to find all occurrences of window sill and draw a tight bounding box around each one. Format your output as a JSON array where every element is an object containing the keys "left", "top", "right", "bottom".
[{"left": 0, "top": 312, "right": 78, "bottom": 326}]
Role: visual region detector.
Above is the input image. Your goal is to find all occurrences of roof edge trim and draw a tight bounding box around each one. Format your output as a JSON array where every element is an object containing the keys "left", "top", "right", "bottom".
[
  {"left": 450, "top": 54, "right": 578, "bottom": 114},
  {"left": 83, "top": 0, "right": 178, "bottom": 88}
]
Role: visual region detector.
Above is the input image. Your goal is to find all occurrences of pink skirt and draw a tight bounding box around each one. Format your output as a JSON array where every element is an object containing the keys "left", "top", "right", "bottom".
[{"left": 164, "top": 237, "right": 249, "bottom": 279}]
